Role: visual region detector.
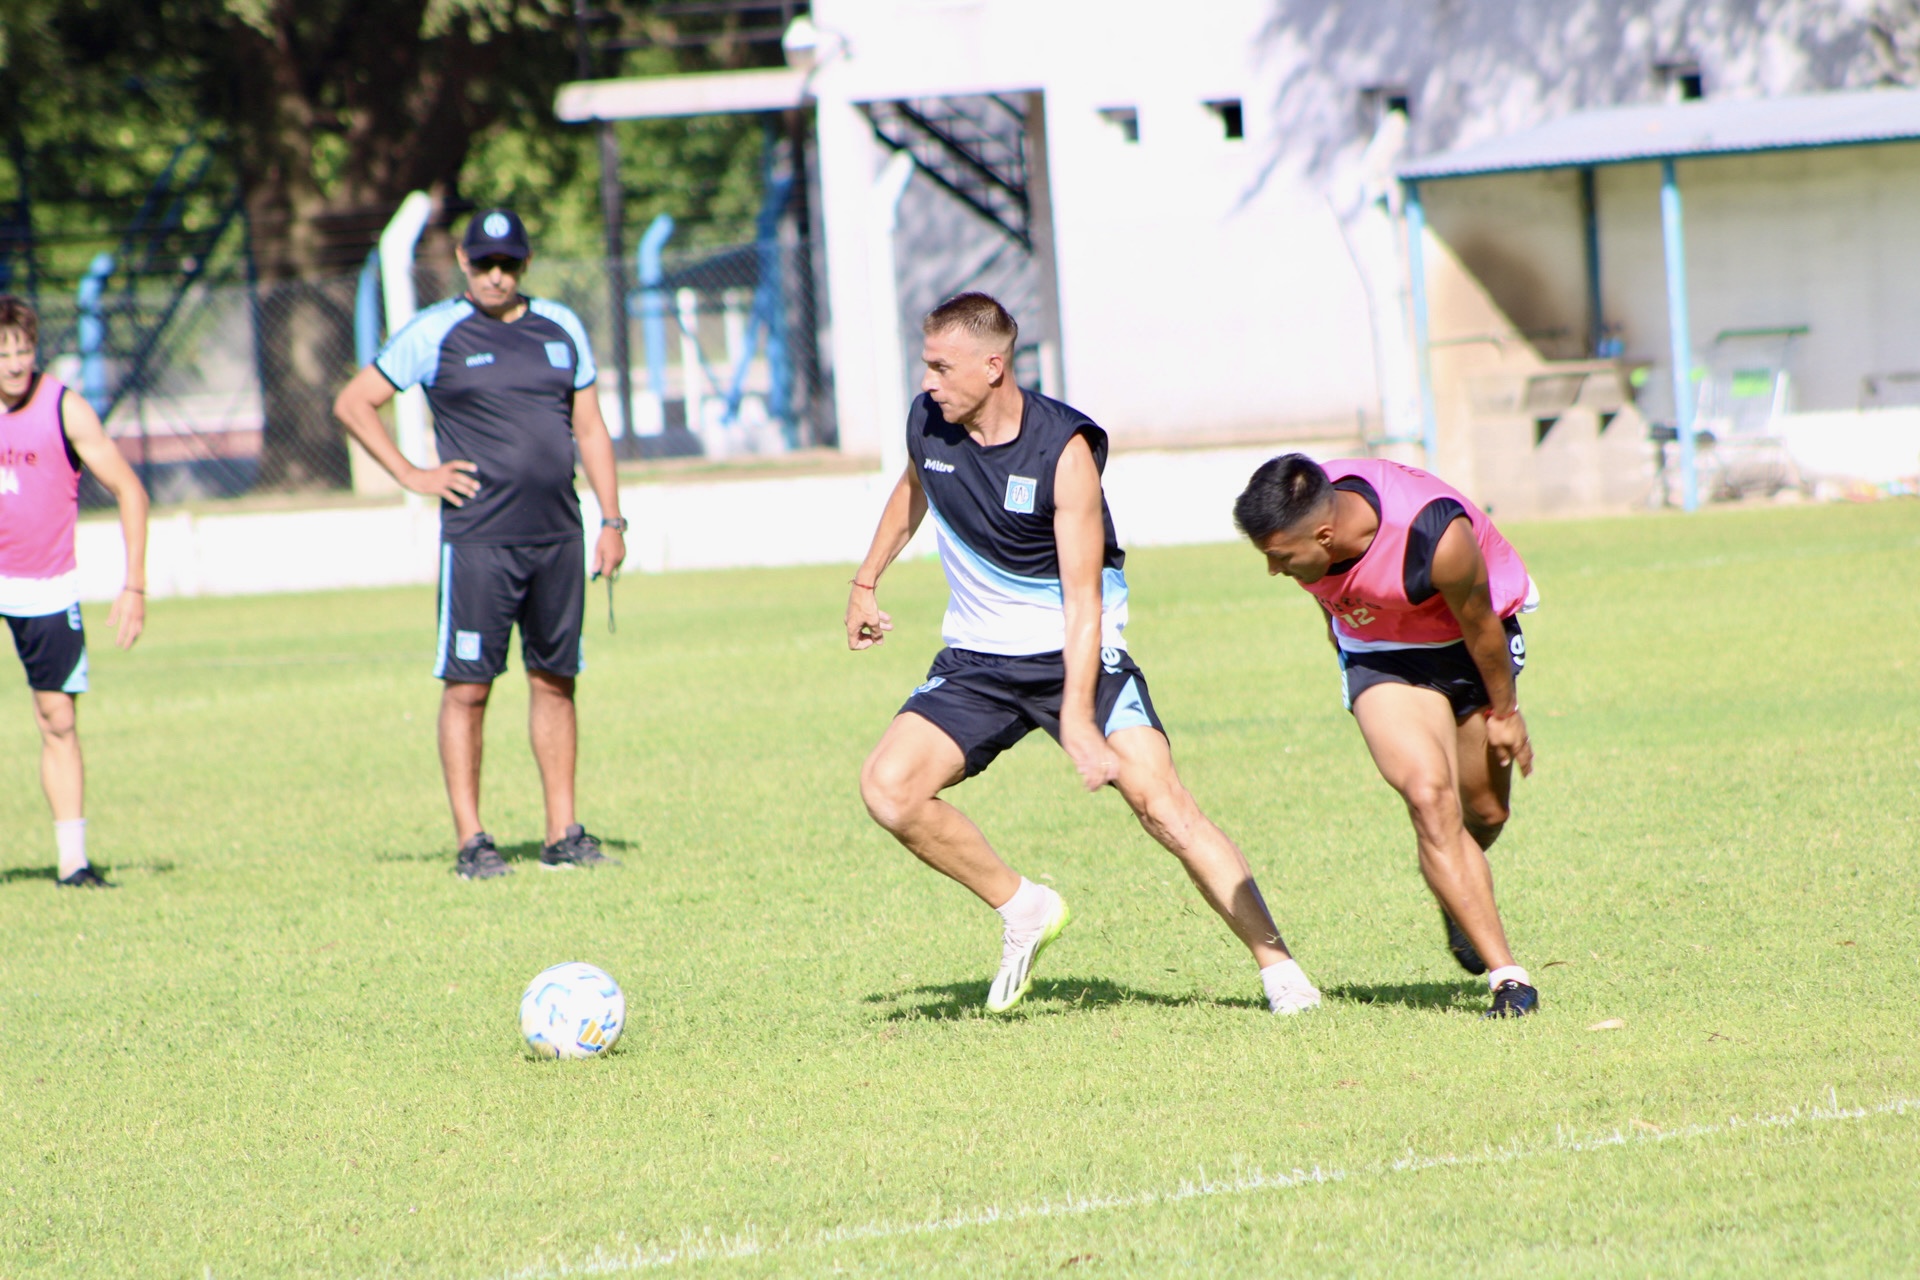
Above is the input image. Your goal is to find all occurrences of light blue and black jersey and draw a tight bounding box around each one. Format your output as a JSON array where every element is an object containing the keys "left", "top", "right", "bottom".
[
  {"left": 905, "top": 390, "right": 1130, "bottom": 656},
  {"left": 375, "top": 296, "right": 597, "bottom": 546}
]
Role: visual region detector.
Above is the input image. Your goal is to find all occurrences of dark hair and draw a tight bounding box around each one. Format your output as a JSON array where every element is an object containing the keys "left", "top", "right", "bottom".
[
  {"left": 1233, "top": 454, "right": 1334, "bottom": 541},
  {"left": 923, "top": 291, "right": 1018, "bottom": 352},
  {"left": 0, "top": 295, "right": 37, "bottom": 349}
]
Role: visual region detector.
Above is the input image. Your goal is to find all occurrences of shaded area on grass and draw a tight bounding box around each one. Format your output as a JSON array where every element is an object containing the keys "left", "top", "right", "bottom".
[
  {"left": 0, "top": 860, "right": 176, "bottom": 887},
  {"left": 371, "top": 836, "right": 640, "bottom": 865},
  {"left": 1325, "top": 979, "right": 1486, "bottom": 1011},
  {"left": 866, "top": 975, "right": 1266, "bottom": 1020}
]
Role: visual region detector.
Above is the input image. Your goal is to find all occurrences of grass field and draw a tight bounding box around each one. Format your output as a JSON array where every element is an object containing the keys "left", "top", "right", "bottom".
[{"left": 2, "top": 500, "right": 1917, "bottom": 1277}]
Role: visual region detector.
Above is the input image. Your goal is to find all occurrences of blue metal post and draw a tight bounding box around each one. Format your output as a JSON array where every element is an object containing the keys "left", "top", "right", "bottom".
[
  {"left": 635, "top": 214, "right": 675, "bottom": 419},
  {"left": 353, "top": 250, "right": 383, "bottom": 368},
  {"left": 1660, "top": 158, "right": 1699, "bottom": 511},
  {"left": 76, "top": 252, "right": 115, "bottom": 414},
  {"left": 1402, "top": 181, "right": 1440, "bottom": 468}
]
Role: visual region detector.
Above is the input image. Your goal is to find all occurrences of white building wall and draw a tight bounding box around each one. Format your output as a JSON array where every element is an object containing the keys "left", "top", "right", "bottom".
[{"left": 810, "top": 0, "right": 1384, "bottom": 451}]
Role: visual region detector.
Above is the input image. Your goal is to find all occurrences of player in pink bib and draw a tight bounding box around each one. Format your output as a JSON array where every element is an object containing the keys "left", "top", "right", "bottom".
[
  {"left": 0, "top": 296, "right": 150, "bottom": 888},
  {"left": 1234, "top": 454, "right": 1540, "bottom": 1018}
]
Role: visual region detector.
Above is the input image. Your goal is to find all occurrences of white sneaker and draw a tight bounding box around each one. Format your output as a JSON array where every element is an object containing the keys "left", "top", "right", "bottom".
[
  {"left": 1268, "top": 981, "right": 1322, "bottom": 1016},
  {"left": 985, "top": 889, "right": 1071, "bottom": 1013}
]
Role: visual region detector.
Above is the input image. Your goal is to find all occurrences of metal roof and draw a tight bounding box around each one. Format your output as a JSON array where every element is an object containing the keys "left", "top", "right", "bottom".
[{"left": 1398, "top": 86, "right": 1920, "bottom": 181}]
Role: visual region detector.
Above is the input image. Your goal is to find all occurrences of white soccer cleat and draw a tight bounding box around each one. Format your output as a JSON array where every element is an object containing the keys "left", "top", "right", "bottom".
[
  {"left": 985, "top": 888, "right": 1071, "bottom": 1013},
  {"left": 1268, "top": 979, "right": 1323, "bottom": 1016}
]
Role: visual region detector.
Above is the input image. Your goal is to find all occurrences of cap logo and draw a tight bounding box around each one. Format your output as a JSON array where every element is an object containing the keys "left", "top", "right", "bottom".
[{"left": 483, "top": 213, "right": 510, "bottom": 238}]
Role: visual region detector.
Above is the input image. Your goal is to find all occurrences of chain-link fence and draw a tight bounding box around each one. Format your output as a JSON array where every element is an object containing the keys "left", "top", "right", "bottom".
[{"left": 35, "top": 242, "right": 832, "bottom": 509}]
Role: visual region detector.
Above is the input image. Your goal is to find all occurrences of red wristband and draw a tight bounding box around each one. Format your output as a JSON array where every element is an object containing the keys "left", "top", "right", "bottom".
[
  {"left": 850, "top": 578, "right": 877, "bottom": 592},
  {"left": 1488, "top": 705, "right": 1521, "bottom": 721}
]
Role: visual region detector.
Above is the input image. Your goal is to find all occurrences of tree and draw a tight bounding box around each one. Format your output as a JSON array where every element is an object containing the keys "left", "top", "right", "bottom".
[{"left": 4, "top": 0, "right": 786, "bottom": 491}]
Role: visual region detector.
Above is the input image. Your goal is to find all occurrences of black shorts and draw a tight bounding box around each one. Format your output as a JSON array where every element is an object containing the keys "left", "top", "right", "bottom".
[
  {"left": 434, "top": 540, "right": 585, "bottom": 682},
  {"left": 5, "top": 605, "right": 89, "bottom": 694},
  {"left": 900, "top": 645, "right": 1166, "bottom": 778},
  {"left": 1339, "top": 616, "right": 1525, "bottom": 719}
]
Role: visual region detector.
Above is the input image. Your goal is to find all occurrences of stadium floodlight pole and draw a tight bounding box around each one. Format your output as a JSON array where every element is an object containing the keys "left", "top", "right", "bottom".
[
  {"left": 1659, "top": 158, "right": 1699, "bottom": 512},
  {"left": 1402, "top": 180, "right": 1440, "bottom": 469},
  {"left": 379, "top": 190, "right": 434, "bottom": 508}
]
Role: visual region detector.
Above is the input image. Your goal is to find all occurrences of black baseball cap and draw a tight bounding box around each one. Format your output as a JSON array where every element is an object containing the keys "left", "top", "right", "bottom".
[{"left": 463, "top": 208, "right": 531, "bottom": 261}]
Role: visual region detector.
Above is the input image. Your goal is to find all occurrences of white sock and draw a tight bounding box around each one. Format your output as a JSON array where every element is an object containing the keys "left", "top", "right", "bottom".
[
  {"left": 1261, "top": 958, "right": 1317, "bottom": 1004},
  {"left": 995, "top": 877, "right": 1054, "bottom": 934},
  {"left": 1488, "top": 964, "right": 1530, "bottom": 991},
  {"left": 55, "top": 819, "right": 88, "bottom": 879}
]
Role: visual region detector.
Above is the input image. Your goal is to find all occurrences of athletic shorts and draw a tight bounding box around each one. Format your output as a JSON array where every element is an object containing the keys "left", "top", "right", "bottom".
[
  {"left": 1339, "top": 616, "right": 1525, "bottom": 719},
  {"left": 5, "top": 604, "right": 89, "bottom": 694},
  {"left": 434, "top": 540, "right": 585, "bottom": 682},
  {"left": 899, "top": 645, "right": 1166, "bottom": 778}
]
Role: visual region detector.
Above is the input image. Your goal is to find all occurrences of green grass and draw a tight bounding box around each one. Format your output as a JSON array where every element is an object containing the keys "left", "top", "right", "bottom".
[{"left": 2, "top": 500, "right": 1917, "bottom": 1277}]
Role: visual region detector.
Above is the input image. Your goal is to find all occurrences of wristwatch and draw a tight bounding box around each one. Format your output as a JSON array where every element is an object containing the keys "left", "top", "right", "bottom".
[{"left": 601, "top": 517, "right": 629, "bottom": 533}]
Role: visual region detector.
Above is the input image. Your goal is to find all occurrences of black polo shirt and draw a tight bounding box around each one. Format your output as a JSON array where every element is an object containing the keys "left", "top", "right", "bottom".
[{"left": 375, "top": 295, "right": 598, "bottom": 546}]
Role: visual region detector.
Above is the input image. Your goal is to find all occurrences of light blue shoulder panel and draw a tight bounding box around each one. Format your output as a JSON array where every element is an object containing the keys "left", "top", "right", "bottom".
[{"left": 374, "top": 298, "right": 473, "bottom": 390}]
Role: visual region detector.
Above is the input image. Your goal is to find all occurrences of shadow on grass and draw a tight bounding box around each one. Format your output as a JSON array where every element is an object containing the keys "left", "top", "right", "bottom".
[
  {"left": 1324, "top": 979, "right": 1485, "bottom": 1011},
  {"left": 372, "top": 836, "right": 639, "bottom": 865},
  {"left": 0, "top": 860, "right": 176, "bottom": 886},
  {"left": 865, "top": 975, "right": 1265, "bottom": 1021}
]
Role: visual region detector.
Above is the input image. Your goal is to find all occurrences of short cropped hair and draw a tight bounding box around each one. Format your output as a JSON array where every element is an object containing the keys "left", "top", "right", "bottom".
[
  {"left": 922, "top": 291, "right": 1018, "bottom": 353},
  {"left": 1233, "top": 454, "right": 1334, "bottom": 542},
  {"left": 0, "top": 295, "right": 38, "bottom": 349}
]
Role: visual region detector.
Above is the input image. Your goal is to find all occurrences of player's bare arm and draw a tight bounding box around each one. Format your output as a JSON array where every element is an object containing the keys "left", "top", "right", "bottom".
[
  {"left": 59, "top": 387, "right": 147, "bottom": 649},
  {"left": 331, "top": 365, "right": 481, "bottom": 506},
  {"left": 1053, "top": 433, "right": 1117, "bottom": 792},
  {"left": 846, "top": 464, "right": 928, "bottom": 650},
  {"left": 1433, "top": 517, "right": 1532, "bottom": 776},
  {"left": 570, "top": 384, "right": 627, "bottom": 580}
]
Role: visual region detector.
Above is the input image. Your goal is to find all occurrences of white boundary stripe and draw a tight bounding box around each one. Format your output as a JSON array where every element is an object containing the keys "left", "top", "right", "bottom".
[
  {"left": 433, "top": 543, "right": 453, "bottom": 679},
  {"left": 488, "top": 1091, "right": 1917, "bottom": 1278}
]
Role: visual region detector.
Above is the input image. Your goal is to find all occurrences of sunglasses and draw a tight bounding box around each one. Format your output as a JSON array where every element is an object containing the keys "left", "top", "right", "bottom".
[{"left": 469, "top": 256, "right": 526, "bottom": 274}]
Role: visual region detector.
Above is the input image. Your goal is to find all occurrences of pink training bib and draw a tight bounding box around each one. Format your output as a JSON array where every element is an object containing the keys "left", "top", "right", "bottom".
[
  {"left": 1304, "top": 458, "right": 1530, "bottom": 648},
  {"left": 0, "top": 376, "right": 81, "bottom": 582}
]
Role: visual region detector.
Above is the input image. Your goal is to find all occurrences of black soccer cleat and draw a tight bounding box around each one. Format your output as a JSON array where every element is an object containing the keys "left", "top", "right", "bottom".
[
  {"left": 455, "top": 832, "right": 512, "bottom": 880},
  {"left": 1484, "top": 979, "right": 1539, "bottom": 1018},
  {"left": 539, "top": 823, "right": 619, "bottom": 870},
  {"left": 56, "top": 865, "right": 116, "bottom": 889},
  {"left": 1442, "top": 910, "right": 1488, "bottom": 975}
]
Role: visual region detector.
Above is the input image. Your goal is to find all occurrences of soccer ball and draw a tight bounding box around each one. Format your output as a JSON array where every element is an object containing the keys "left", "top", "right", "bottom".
[{"left": 519, "top": 962, "right": 625, "bottom": 1059}]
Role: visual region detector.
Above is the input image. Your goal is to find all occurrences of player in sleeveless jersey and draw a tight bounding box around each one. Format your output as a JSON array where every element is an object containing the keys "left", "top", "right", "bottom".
[
  {"left": 0, "top": 296, "right": 150, "bottom": 888},
  {"left": 847, "top": 294, "right": 1320, "bottom": 1016},
  {"left": 1234, "top": 454, "right": 1539, "bottom": 1017},
  {"left": 333, "top": 210, "right": 627, "bottom": 879}
]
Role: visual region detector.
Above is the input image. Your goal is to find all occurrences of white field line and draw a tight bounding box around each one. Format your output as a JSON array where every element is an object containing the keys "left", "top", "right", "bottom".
[{"left": 490, "top": 1090, "right": 1918, "bottom": 1278}]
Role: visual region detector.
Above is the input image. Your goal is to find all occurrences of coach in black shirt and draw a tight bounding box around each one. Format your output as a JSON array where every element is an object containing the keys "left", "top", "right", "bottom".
[{"left": 335, "top": 209, "right": 627, "bottom": 879}]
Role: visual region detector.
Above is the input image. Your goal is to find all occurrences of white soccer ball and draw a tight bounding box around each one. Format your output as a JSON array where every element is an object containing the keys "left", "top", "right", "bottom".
[{"left": 519, "top": 962, "right": 625, "bottom": 1059}]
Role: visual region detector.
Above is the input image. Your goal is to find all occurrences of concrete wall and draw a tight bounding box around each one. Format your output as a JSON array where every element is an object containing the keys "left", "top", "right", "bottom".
[
  {"left": 810, "top": 0, "right": 1380, "bottom": 457},
  {"left": 70, "top": 442, "right": 1352, "bottom": 603}
]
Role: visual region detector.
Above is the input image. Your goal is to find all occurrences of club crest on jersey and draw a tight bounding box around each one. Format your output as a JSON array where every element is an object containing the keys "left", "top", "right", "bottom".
[
  {"left": 544, "top": 341, "right": 573, "bottom": 369},
  {"left": 1003, "top": 474, "right": 1037, "bottom": 514}
]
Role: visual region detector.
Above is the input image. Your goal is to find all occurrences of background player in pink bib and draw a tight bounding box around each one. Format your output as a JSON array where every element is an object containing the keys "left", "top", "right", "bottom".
[
  {"left": 0, "top": 295, "right": 150, "bottom": 888},
  {"left": 1234, "top": 454, "right": 1539, "bottom": 1018}
]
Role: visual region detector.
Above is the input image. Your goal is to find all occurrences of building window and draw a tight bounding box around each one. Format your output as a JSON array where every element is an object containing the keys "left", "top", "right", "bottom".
[
  {"left": 1206, "top": 98, "right": 1245, "bottom": 140},
  {"left": 1098, "top": 106, "right": 1140, "bottom": 143},
  {"left": 1657, "top": 60, "right": 1705, "bottom": 100},
  {"left": 1360, "top": 85, "right": 1412, "bottom": 134}
]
